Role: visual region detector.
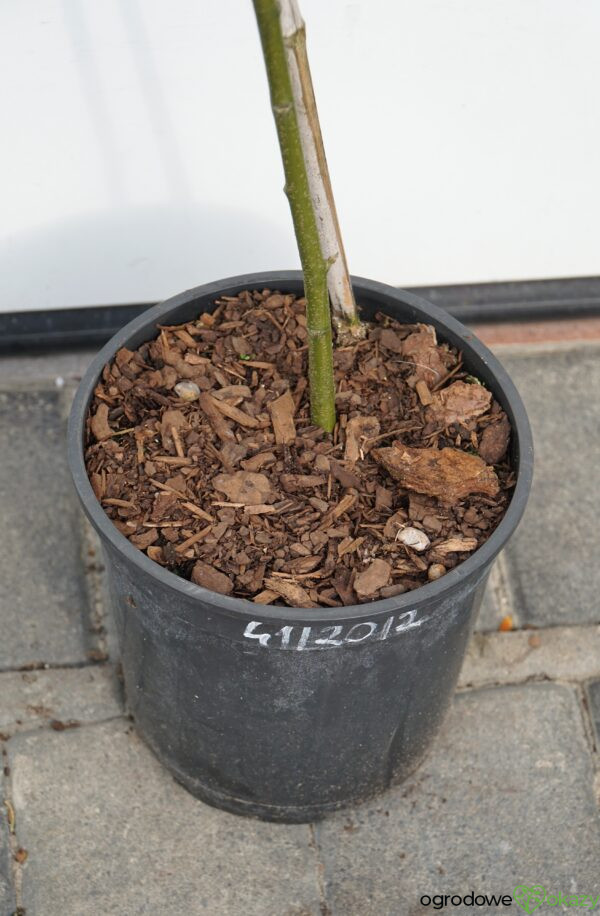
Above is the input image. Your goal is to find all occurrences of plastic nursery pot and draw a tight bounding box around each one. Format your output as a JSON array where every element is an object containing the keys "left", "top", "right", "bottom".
[{"left": 68, "top": 272, "right": 533, "bottom": 823}]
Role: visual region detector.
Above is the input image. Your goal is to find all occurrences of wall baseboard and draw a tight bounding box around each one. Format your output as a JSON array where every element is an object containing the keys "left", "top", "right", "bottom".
[{"left": 2, "top": 276, "right": 600, "bottom": 353}]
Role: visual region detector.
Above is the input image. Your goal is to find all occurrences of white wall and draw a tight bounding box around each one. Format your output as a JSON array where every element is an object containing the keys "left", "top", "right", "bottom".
[{"left": 1, "top": 0, "right": 599, "bottom": 311}]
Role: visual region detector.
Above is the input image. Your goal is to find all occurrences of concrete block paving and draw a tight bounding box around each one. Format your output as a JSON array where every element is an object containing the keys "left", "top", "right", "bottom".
[{"left": 0, "top": 343, "right": 599, "bottom": 915}]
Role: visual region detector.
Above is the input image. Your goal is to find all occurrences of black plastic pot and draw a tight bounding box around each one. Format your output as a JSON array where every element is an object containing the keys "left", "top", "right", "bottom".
[{"left": 68, "top": 272, "right": 533, "bottom": 823}]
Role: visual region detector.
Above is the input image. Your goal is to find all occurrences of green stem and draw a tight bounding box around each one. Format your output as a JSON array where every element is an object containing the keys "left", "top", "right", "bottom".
[{"left": 252, "top": 0, "right": 336, "bottom": 433}]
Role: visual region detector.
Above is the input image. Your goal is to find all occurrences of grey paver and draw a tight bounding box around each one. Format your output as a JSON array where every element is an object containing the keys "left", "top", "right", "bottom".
[
  {"left": 9, "top": 719, "right": 322, "bottom": 916},
  {"left": 315, "top": 683, "right": 600, "bottom": 915},
  {"left": 473, "top": 561, "right": 509, "bottom": 633},
  {"left": 0, "top": 389, "right": 90, "bottom": 668},
  {"left": 474, "top": 553, "right": 518, "bottom": 634},
  {"left": 587, "top": 680, "right": 600, "bottom": 749},
  {"left": 2, "top": 341, "right": 600, "bottom": 914},
  {"left": 0, "top": 349, "right": 95, "bottom": 385},
  {"left": 473, "top": 576, "right": 499, "bottom": 633},
  {"left": 0, "top": 770, "right": 15, "bottom": 916},
  {"left": 460, "top": 625, "right": 600, "bottom": 688},
  {"left": 0, "top": 666, "right": 122, "bottom": 735},
  {"left": 501, "top": 349, "right": 600, "bottom": 627}
]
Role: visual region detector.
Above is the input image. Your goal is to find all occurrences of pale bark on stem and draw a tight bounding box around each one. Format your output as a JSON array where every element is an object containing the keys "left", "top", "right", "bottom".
[
  {"left": 279, "top": 0, "right": 361, "bottom": 334},
  {"left": 253, "top": 0, "right": 336, "bottom": 432}
]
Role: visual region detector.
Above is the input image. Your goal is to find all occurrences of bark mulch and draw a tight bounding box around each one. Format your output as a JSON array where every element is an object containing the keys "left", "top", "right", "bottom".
[{"left": 84, "top": 289, "right": 514, "bottom": 608}]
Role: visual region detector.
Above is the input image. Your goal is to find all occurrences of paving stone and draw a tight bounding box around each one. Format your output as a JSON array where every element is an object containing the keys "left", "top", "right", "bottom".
[
  {"left": 0, "top": 666, "right": 123, "bottom": 735},
  {"left": 587, "top": 679, "right": 600, "bottom": 749},
  {"left": 473, "top": 578, "right": 498, "bottom": 633},
  {"left": 474, "top": 553, "right": 519, "bottom": 634},
  {"left": 460, "top": 625, "right": 600, "bottom": 689},
  {"left": 315, "top": 683, "right": 600, "bottom": 915},
  {"left": 501, "top": 348, "right": 600, "bottom": 627},
  {"left": 9, "top": 720, "right": 321, "bottom": 916},
  {"left": 0, "top": 770, "right": 15, "bottom": 916},
  {"left": 0, "top": 349, "right": 95, "bottom": 385},
  {"left": 0, "top": 389, "right": 90, "bottom": 668},
  {"left": 473, "top": 560, "right": 507, "bottom": 633}
]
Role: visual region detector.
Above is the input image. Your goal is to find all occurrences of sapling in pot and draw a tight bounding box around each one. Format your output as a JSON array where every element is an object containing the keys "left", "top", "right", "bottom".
[
  {"left": 82, "top": 1, "right": 516, "bottom": 604},
  {"left": 68, "top": 0, "right": 533, "bottom": 820}
]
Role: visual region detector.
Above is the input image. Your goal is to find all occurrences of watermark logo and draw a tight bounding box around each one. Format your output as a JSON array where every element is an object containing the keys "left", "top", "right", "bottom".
[
  {"left": 514, "top": 886, "right": 547, "bottom": 914},
  {"left": 419, "top": 888, "right": 600, "bottom": 910}
]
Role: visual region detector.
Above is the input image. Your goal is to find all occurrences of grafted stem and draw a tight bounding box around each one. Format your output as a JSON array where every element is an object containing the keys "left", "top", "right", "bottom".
[
  {"left": 279, "top": 0, "right": 360, "bottom": 333},
  {"left": 252, "top": 0, "right": 337, "bottom": 432}
]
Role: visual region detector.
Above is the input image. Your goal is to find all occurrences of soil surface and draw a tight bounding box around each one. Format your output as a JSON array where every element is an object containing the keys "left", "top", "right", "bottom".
[{"left": 84, "top": 289, "right": 514, "bottom": 607}]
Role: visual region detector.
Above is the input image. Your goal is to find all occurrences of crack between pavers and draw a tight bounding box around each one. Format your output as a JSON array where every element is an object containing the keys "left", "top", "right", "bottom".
[
  {"left": 475, "top": 623, "right": 600, "bottom": 642},
  {"left": 308, "top": 823, "right": 333, "bottom": 916},
  {"left": 0, "top": 714, "right": 126, "bottom": 745},
  {"left": 457, "top": 674, "right": 600, "bottom": 693},
  {"left": 477, "top": 621, "right": 600, "bottom": 636},
  {"left": 80, "top": 516, "right": 110, "bottom": 662},
  {"left": 0, "top": 659, "right": 109, "bottom": 675},
  {"left": 574, "top": 684, "right": 598, "bottom": 758}
]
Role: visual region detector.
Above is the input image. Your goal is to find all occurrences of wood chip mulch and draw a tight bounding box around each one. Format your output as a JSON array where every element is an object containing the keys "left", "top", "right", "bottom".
[{"left": 84, "top": 289, "right": 515, "bottom": 608}]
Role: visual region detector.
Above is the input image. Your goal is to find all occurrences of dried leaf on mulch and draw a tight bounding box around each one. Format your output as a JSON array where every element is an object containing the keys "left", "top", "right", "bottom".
[
  {"left": 90, "top": 404, "right": 113, "bottom": 441},
  {"left": 354, "top": 559, "right": 391, "bottom": 598},
  {"left": 478, "top": 415, "right": 511, "bottom": 464},
  {"left": 198, "top": 392, "right": 236, "bottom": 443},
  {"left": 264, "top": 577, "right": 316, "bottom": 607},
  {"left": 344, "top": 416, "right": 380, "bottom": 462},
  {"left": 268, "top": 389, "right": 297, "bottom": 444},
  {"left": 425, "top": 380, "right": 492, "bottom": 427},
  {"left": 212, "top": 471, "right": 274, "bottom": 506},
  {"left": 433, "top": 536, "right": 479, "bottom": 555},
  {"left": 191, "top": 561, "right": 233, "bottom": 595},
  {"left": 372, "top": 444, "right": 500, "bottom": 504},
  {"left": 160, "top": 409, "right": 189, "bottom": 450},
  {"left": 400, "top": 324, "right": 456, "bottom": 385}
]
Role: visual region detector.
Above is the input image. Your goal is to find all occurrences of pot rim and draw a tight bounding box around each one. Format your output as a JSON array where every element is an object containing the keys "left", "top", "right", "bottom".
[{"left": 67, "top": 271, "right": 533, "bottom": 624}]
